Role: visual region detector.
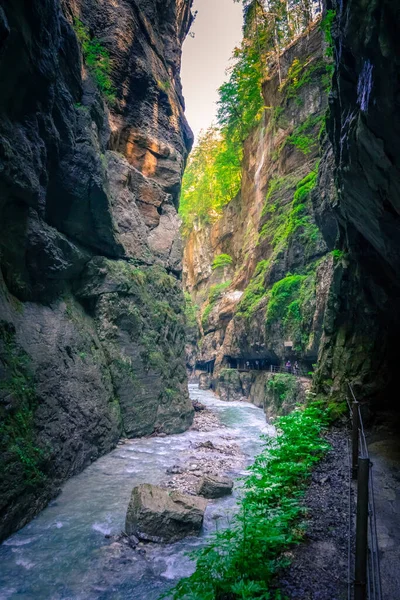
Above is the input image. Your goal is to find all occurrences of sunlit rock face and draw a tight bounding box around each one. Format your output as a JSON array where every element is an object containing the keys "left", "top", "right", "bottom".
[
  {"left": 183, "top": 25, "right": 334, "bottom": 400},
  {"left": 0, "top": 0, "right": 194, "bottom": 540},
  {"left": 313, "top": 0, "right": 400, "bottom": 405}
]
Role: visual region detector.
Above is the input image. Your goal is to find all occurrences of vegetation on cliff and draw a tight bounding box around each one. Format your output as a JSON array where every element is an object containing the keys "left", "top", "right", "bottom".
[
  {"left": 0, "top": 323, "right": 48, "bottom": 493},
  {"left": 180, "top": 0, "right": 321, "bottom": 232},
  {"left": 73, "top": 18, "right": 116, "bottom": 104},
  {"left": 212, "top": 254, "right": 234, "bottom": 270}
]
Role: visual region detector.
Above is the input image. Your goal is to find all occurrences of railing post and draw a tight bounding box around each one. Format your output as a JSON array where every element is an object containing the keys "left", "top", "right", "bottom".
[
  {"left": 354, "top": 457, "right": 370, "bottom": 600},
  {"left": 352, "top": 400, "right": 360, "bottom": 479}
]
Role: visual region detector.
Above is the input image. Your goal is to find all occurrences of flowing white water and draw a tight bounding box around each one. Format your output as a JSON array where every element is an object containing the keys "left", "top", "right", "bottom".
[
  {"left": 0, "top": 385, "right": 272, "bottom": 600},
  {"left": 357, "top": 59, "right": 374, "bottom": 113},
  {"left": 254, "top": 112, "right": 267, "bottom": 197}
]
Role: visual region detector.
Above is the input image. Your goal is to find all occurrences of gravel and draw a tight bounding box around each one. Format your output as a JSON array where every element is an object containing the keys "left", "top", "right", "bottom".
[{"left": 277, "top": 426, "right": 353, "bottom": 600}]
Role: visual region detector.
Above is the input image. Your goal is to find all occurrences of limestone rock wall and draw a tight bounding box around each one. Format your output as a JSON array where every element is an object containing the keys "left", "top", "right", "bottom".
[
  {"left": 312, "top": 0, "right": 400, "bottom": 406},
  {"left": 0, "top": 0, "right": 194, "bottom": 540},
  {"left": 215, "top": 369, "right": 309, "bottom": 419},
  {"left": 183, "top": 25, "right": 334, "bottom": 382}
]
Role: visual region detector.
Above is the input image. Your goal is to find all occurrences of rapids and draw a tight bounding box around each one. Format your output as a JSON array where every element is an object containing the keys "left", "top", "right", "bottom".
[{"left": 0, "top": 385, "right": 273, "bottom": 600}]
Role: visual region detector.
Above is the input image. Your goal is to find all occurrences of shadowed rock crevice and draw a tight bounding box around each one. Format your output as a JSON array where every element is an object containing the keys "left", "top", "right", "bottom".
[{"left": 313, "top": 0, "right": 400, "bottom": 408}]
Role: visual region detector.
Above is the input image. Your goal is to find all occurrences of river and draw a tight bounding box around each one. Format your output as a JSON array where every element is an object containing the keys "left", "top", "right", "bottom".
[{"left": 0, "top": 385, "right": 273, "bottom": 600}]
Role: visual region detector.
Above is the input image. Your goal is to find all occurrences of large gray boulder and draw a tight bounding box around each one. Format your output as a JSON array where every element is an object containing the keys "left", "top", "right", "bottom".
[
  {"left": 125, "top": 484, "right": 208, "bottom": 543},
  {"left": 197, "top": 474, "right": 234, "bottom": 499}
]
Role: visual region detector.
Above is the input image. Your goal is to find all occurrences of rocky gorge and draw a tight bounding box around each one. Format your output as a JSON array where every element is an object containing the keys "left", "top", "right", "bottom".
[
  {"left": 0, "top": 0, "right": 194, "bottom": 541},
  {"left": 0, "top": 0, "right": 400, "bottom": 597},
  {"left": 183, "top": 0, "right": 400, "bottom": 416},
  {"left": 183, "top": 23, "right": 334, "bottom": 406}
]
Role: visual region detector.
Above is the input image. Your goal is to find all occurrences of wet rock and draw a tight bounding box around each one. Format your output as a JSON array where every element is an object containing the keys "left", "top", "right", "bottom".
[
  {"left": 166, "top": 465, "right": 184, "bottom": 475},
  {"left": 0, "top": 0, "right": 194, "bottom": 542},
  {"left": 193, "top": 400, "right": 206, "bottom": 412},
  {"left": 190, "top": 407, "right": 223, "bottom": 432},
  {"left": 197, "top": 474, "right": 234, "bottom": 499},
  {"left": 199, "top": 373, "right": 212, "bottom": 390},
  {"left": 125, "top": 483, "right": 208, "bottom": 543},
  {"left": 196, "top": 440, "right": 215, "bottom": 450}
]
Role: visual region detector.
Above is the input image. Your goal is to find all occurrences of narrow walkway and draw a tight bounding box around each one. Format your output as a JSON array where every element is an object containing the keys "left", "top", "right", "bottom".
[
  {"left": 277, "top": 426, "right": 350, "bottom": 599},
  {"left": 368, "top": 418, "right": 400, "bottom": 599}
]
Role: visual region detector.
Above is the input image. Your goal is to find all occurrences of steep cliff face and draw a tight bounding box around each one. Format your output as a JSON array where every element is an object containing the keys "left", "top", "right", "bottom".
[
  {"left": 184, "top": 25, "right": 334, "bottom": 393},
  {"left": 0, "top": 0, "right": 193, "bottom": 540},
  {"left": 313, "top": 0, "right": 400, "bottom": 405}
]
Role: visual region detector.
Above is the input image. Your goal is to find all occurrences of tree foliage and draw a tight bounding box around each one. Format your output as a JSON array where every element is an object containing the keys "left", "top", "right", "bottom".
[
  {"left": 180, "top": 0, "right": 322, "bottom": 232},
  {"left": 180, "top": 128, "right": 241, "bottom": 232}
]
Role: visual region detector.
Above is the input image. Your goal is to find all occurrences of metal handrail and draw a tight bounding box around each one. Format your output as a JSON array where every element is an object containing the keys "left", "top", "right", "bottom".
[
  {"left": 269, "top": 364, "right": 312, "bottom": 378},
  {"left": 347, "top": 383, "right": 383, "bottom": 600}
]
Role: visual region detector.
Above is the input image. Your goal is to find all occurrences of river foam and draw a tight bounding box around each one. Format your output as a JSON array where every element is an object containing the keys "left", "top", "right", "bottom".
[{"left": 0, "top": 385, "right": 272, "bottom": 599}]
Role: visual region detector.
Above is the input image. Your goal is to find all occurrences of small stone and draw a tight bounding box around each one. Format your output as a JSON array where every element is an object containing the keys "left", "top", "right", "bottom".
[
  {"left": 197, "top": 474, "right": 234, "bottom": 499},
  {"left": 197, "top": 440, "right": 215, "bottom": 450},
  {"left": 193, "top": 400, "right": 206, "bottom": 412},
  {"left": 166, "top": 465, "right": 184, "bottom": 475}
]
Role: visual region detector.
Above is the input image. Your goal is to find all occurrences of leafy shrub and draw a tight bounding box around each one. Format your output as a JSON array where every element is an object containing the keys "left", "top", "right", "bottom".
[
  {"left": 331, "top": 249, "right": 345, "bottom": 261},
  {"left": 267, "top": 373, "right": 298, "bottom": 409},
  {"left": 285, "top": 114, "right": 324, "bottom": 155},
  {"left": 280, "top": 57, "right": 329, "bottom": 103},
  {"left": 320, "top": 10, "right": 336, "bottom": 58},
  {"left": 184, "top": 292, "right": 199, "bottom": 328},
  {"left": 212, "top": 254, "right": 233, "bottom": 270},
  {"left": 73, "top": 18, "right": 116, "bottom": 104},
  {"left": 0, "top": 325, "right": 47, "bottom": 486},
  {"left": 163, "top": 402, "right": 330, "bottom": 599},
  {"left": 237, "top": 260, "right": 270, "bottom": 318},
  {"left": 266, "top": 274, "right": 307, "bottom": 324}
]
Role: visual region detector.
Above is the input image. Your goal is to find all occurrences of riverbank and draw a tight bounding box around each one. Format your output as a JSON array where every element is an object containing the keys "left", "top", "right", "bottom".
[{"left": 0, "top": 386, "right": 270, "bottom": 600}]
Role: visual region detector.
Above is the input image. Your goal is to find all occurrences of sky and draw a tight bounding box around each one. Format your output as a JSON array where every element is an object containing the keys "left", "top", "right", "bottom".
[{"left": 181, "top": 0, "right": 244, "bottom": 145}]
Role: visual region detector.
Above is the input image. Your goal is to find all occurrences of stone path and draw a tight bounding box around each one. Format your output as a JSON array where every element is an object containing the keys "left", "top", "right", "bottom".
[
  {"left": 368, "top": 419, "right": 400, "bottom": 599},
  {"left": 277, "top": 427, "right": 351, "bottom": 600}
]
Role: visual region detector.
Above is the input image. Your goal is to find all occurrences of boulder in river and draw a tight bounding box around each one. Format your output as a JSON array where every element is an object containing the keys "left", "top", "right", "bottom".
[
  {"left": 125, "top": 484, "right": 208, "bottom": 543},
  {"left": 193, "top": 400, "right": 207, "bottom": 412},
  {"left": 197, "top": 474, "right": 234, "bottom": 499},
  {"left": 199, "top": 373, "right": 212, "bottom": 390}
]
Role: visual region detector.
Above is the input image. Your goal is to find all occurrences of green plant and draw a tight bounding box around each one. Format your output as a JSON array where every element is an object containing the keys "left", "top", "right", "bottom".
[
  {"left": 202, "top": 281, "right": 232, "bottom": 329},
  {"left": 284, "top": 114, "right": 324, "bottom": 155},
  {"left": 163, "top": 402, "right": 330, "bottom": 599},
  {"left": 0, "top": 324, "right": 48, "bottom": 486},
  {"left": 157, "top": 79, "right": 171, "bottom": 93},
  {"left": 331, "top": 249, "right": 345, "bottom": 261},
  {"left": 179, "top": 126, "right": 242, "bottom": 233},
  {"left": 280, "top": 57, "right": 328, "bottom": 104},
  {"left": 282, "top": 271, "right": 317, "bottom": 352},
  {"left": 237, "top": 260, "right": 270, "bottom": 318},
  {"left": 260, "top": 166, "right": 319, "bottom": 252},
  {"left": 266, "top": 274, "right": 307, "bottom": 324},
  {"left": 212, "top": 254, "right": 233, "bottom": 270},
  {"left": 320, "top": 10, "right": 336, "bottom": 58},
  {"left": 267, "top": 373, "right": 298, "bottom": 408},
  {"left": 184, "top": 292, "right": 199, "bottom": 328},
  {"left": 73, "top": 18, "right": 116, "bottom": 104}
]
